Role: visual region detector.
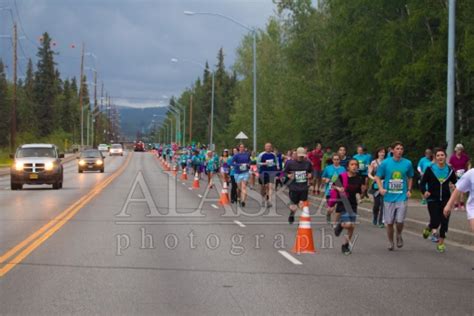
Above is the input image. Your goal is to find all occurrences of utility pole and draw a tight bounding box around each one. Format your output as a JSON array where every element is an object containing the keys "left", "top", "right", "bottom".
[
  {"left": 189, "top": 94, "right": 193, "bottom": 144},
  {"left": 92, "top": 70, "right": 97, "bottom": 147},
  {"left": 10, "top": 23, "right": 17, "bottom": 153},
  {"left": 79, "top": 42, "right": 85, "bottom": 149}
]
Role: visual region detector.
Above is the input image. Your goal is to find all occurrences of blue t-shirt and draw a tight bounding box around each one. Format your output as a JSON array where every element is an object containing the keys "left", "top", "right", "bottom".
[
  {"left": 431, "top": 164, "right": 449, "bottom": 183},
  {"left": 376, "top": 157, "right": 414, "bottom": 203},
  {"left": 322, "top": 164, "right": 346, "bottom": 196},
  {"left": 353, "top": 153, "right": 372, "bottom": 175},
  {"left": 228, "top": 156, "right": 235, "bottom": 176},
  {"left": 258, "top": 152, "right": 278, "bottom": 173},
  {"left": 232, "top": 152, "right": 251, "bottom": 174},
  {"left": 417, "top": 157, "right": 432, "bottom": 175}
]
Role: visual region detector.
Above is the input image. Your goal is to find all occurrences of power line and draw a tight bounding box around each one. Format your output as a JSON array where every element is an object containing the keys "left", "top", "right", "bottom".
[{"left": 12, "top": 0, "right": 39, "bottom": 49}]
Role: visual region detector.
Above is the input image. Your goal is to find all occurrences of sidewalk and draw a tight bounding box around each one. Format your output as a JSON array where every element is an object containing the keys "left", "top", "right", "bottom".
[
  {"left": 306, "top": 193, "right": 474, "bottom": 246},
  {"left": 0, "top": 153, "right": 77, "bottom": 177}
]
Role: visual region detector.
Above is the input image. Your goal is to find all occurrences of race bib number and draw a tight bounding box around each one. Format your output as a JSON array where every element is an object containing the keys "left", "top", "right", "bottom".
[
  {"left": 239, "top": 164, "right": 248, "bottom": 171},
  {"left": 388, "top": 179, "right": 404, "bottom": 194},
  {"left": 221, "top": 167, "right": 229, "bottom": 173},
  {"left": 266, "top": 159, "right": 274, "bottom": 167},
  {"left": 358, "top": 161, "right": 365, "bottom": 170},
  {"left": 295, "top": 171, "right": 307, "bottom": 183},
  {"left": 456, "top": 169, "right": 465, "bottom": 178}
]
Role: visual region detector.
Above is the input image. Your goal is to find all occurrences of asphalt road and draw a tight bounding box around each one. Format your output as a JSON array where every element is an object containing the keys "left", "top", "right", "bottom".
[{"left": 0, "top": 152, "right": 472, "bottom": 315}]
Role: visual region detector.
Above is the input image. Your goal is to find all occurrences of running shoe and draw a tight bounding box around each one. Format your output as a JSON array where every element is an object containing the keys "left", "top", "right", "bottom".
[
  {"left": 241, "top": 201, "right": 246, "bottom": 208},
  {"left": 261, "top": 201, "right": 266, "bottom": 208},
  {"left": 372, "top": 218, "right": 377, "bottom": 226},
  {"left": 388, "top": 242, "right": 394, "bottom": 251},
  {"left": 334, "top": 223, "right": 343, "bottom": 237},
  {"left": 430, "top": 233, "right": 439, "bottom": 243},
  {"left": 288, "top": 212, "right": 295, "bottom": 225},
  {"left": 341, "top": 243, "right": 351, "bottom": 255},
  {"left": 422, "top": 227, "right": 431, "bottom": 239},
  {"left": 454, "top": 203, "right": 459, "bottom": 211},
  {"left": 421, "top": 199, "right": 427, "bottom": 205},
  {"left": 378, "top": 223, "right": 385, "bottom": 228},
  {"left": 396, "top": 235, "right": 404, "bottom": 248},
  {"left": 326, "top": 214, "right": 331, "bottom": 225},
  {"left": 436, "top": 243, "right": 446, "bottom": 253},
  {"left": 267, "top": 202, "right": 272, "bottom": 208}
]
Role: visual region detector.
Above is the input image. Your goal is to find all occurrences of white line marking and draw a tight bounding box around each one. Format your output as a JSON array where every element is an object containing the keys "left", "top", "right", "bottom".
[
  {"left": 234, "top": 220, "right": 246, "bottom": 228},
  {"left": 211, "top": 204, "right": 219, "bottom": 209},
  {"left": 188, "top": 187, "right": 193, "bottom": 191},
  {"left": 182, "top": 183, "right": 186, "bottom": 185},
  {"left": 278, "top": 250, "right": 303, "bottom": 265},
  {"left": 198, "top": 194, "right": 203, "bottom": 198}
]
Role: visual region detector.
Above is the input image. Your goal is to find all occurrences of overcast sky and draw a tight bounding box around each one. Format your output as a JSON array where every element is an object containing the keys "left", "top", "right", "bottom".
[{"left": 0, "top": 0, "right": 290, "bottom": 108}]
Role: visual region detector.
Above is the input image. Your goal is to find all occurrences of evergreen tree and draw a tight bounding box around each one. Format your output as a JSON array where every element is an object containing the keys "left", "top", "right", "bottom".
[
  {"left": 0, "top": 60, "right": 9, "bottom": 147},
  {"left": 34, "top": 32, "right": 58, "bottom": 137}
]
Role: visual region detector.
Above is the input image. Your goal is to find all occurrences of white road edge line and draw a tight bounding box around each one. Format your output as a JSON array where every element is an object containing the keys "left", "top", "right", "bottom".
[
  {"left": 234, "top": 220, "right": 246, "bottom": 228},
  {"left": 198, "top": 194, "right": 203, "bottom": 198},
  {"left": 211, "top": 204, "right": 219, "bottom": 209},
  {"left": 278, "top": 250, "right": 303, "bottom": 265}
]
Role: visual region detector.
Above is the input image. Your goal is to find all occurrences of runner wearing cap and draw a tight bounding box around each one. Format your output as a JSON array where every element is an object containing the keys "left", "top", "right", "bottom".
[{"left": 284, "top": 147, "right": 313, "bottom": 224}]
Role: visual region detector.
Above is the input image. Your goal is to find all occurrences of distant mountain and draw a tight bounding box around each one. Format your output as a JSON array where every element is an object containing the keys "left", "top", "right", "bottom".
[{"left": 118, "top": 106, "right": 168, "bottom": 140}]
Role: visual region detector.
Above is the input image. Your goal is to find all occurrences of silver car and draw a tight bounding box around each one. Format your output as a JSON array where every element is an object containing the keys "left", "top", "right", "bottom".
[
  {"left": 109, "top": 143, "right": 124, "bottom": 156},
  {"left": 10, "top": 144, "right": 64, "bottom": 190}
]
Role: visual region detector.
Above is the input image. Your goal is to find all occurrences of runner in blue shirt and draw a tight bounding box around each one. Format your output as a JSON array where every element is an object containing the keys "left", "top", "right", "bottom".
[
  {"left": 375, "top": 141, "right": 414, "bottom": 251},
  {"left": 417, "top": 148, "right": 433, "bottom": 205},
  {"left": 353, "top": 145, "right": 372, "bottom": 199},
  {"left": 257, "top": 143, "right": 279, "bottom": 208},
  {"left": 322, "top": 153, "right": 346, "bottom": 224},
  {"left": 232, "top": 144, "right": 252, "bottom": 207}
]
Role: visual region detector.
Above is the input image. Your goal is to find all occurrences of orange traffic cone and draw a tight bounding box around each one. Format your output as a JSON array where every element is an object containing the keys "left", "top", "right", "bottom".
[
  {"left": 181, "top": 168, "right": 188, "bottom": 180},
  {"left": 219, "top": 182, "right": 230, "bottom": 205},
  {"left": 293, "top": 201, "right": 316, "bottom": 254},
  {"left": 172, "top": 164, "right": 178, "bottom": 177},
  {"left": 192, "top": 172, "right": 200, "bottom": 189}
]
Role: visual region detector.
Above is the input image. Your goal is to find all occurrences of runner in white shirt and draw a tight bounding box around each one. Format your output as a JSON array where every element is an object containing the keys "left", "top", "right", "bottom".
[{"left": 444, "top": 168, "right": 474, "bottom": 232}]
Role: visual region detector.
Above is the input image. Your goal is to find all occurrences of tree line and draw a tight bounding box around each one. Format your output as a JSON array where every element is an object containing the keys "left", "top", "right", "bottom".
[
  {"left": 0, "top": 32, "right": 109, "bottom": 153},
  {"left": 165, "top": 0, "right": 473, "bottom": 160}
]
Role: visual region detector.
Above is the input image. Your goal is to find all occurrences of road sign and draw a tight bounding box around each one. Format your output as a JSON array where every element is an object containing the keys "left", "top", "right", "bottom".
[{"left": 235, "top": 131, "right": 248, "bottom": 140}]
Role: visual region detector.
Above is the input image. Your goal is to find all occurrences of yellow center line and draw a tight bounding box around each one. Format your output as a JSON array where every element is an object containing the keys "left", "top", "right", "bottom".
[{"left": 0, "top": 153, "right": 133, "bottom": 277}]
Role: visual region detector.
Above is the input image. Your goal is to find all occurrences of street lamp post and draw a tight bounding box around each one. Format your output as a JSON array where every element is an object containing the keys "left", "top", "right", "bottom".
[
  {"left": 184, "top": 11, "right": 257, "bottom": 153},
  {"left": 172, "top": 100, "right": 186, "bottom": 146},
  {"left": 446, "top": 0, "right": 456, "bottom": 156},
  {"left": 169, "top": 107, "right": 181, "bottom": 145}
]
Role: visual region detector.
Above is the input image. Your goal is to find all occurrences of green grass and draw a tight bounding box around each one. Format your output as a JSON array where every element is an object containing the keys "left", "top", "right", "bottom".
[{"left": 0, "top": 153, "right": 12, "bottom": 167}]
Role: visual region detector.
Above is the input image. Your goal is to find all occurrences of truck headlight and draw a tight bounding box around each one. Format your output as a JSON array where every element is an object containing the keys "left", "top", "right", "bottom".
[
  {"left": 96, "top": 160, "right": 103, "bottom": 165},
  {"left": 79, "top": 160, "right": 86, "bottom": 166},
  {"left": 15, "top": 162, "right": 24, "bottom": 171},
  {"left": 45, "top": 162, "right": 54, "bottom": 171}
]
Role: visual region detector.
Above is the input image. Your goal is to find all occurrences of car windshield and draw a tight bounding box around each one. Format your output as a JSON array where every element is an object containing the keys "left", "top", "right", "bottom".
[
  {"left": 98, "top": 144, "right": 107, "bottom": 148},
  {"left": 81, "top": 150, "right": 102, "bottom": 158},
  {"left": 112, "top": 144, "right": 122, "bottom": 149},
  {"left": 16, "top": 148, "right": 56, "bottom": 158}
]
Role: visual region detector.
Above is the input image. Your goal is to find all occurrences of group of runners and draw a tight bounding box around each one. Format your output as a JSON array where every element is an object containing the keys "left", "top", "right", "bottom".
[{"left": 157, "top": 141, "right": 473, "bottom": 255}]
